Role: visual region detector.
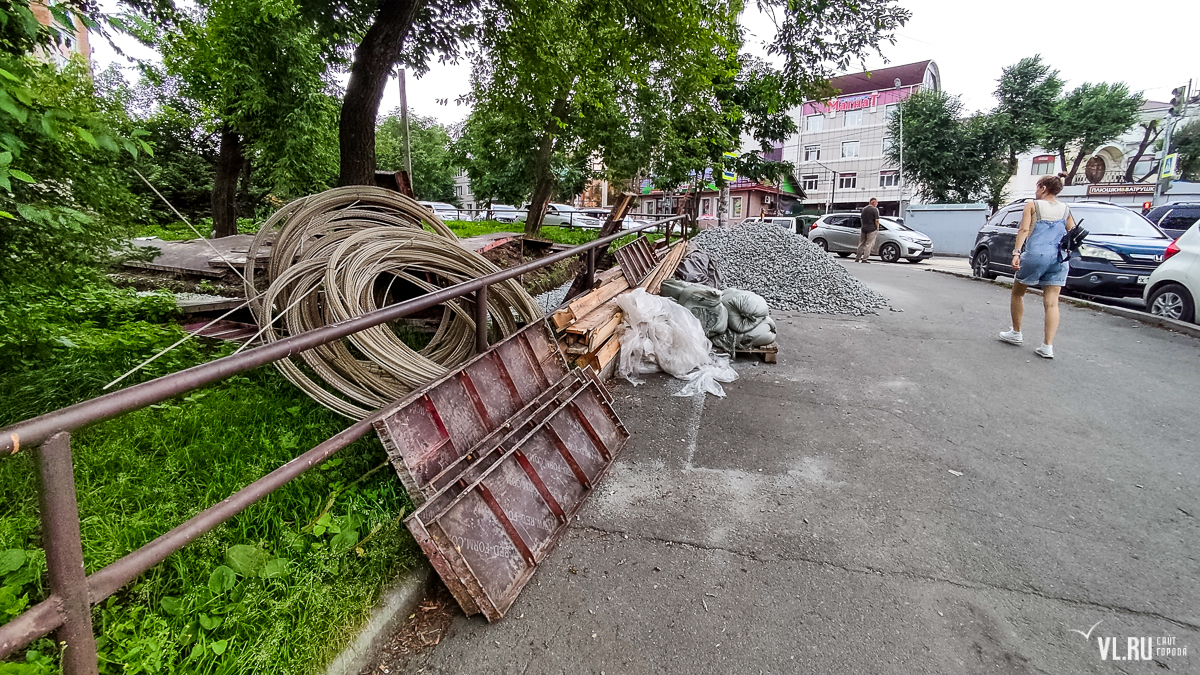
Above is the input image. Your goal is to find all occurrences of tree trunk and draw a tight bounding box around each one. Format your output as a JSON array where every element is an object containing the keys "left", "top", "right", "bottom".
[
  {"left": 523, "top": 132, "right": 557, "bottom": 238},
  {"left": 716, "top": 182, "right": 729, "bottom": 227},
  {"left": 1123, "top": 122, "right": 1159, "bottom": 183},
  {"left": 1065, "top": 149, "right": 1088, "bottom": 186},
  {"left": 212, "top": 125, "right": 243, "bottom": 238},
  {"left": 337, "top": 0, "right": 422, "bottom": 187}
]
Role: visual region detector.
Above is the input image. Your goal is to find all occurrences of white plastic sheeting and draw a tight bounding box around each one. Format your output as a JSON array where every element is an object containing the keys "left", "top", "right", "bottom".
[{"left": 615, "top": 288, "right": 738, "bottom": 397}]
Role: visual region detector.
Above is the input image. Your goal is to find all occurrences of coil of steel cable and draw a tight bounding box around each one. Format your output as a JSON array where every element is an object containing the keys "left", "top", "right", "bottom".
[{"left": 244, "top": 186, "right": 542, "bottom": 419}]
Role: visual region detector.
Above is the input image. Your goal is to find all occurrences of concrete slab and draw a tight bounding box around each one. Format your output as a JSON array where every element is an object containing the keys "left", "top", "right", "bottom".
[
  {"left": 384, "top": 258, "right": 1200, "bottom": 674},
  {"left": 125, "top": 235, "right": 269, "bottom": 277}
]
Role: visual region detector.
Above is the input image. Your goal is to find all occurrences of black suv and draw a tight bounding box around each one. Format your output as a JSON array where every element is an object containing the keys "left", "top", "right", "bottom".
[
  {"left": 971, "top": 200, "right": 1172, "bottom": 298},
  {"left": 1144, "top": 202, "right": 1200, "bottom": 239}
]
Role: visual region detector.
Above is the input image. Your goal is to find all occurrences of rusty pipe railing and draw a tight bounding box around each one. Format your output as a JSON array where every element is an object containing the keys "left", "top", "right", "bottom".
[{"left": 0, "top": 214, "right": 687, "bottom": 669}]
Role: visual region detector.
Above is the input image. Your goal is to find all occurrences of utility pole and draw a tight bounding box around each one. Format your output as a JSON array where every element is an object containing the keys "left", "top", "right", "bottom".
[
  {"left": 399, "top": 69, "right": 413, "bottom": 178},
  {"left": 895, "top": 78, "right": 905, "bottom": 219}
]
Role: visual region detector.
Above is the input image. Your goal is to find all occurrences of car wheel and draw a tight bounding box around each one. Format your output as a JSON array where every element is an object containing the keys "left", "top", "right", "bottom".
[
  {"left": 813, "top": 238, "right": 828, "bottom": 252},
  {"left": 836, "top": 252, "right": 852, "bottom": 258},
  {"left": 972, "top": 249, "right": 997, "bottom": 279},
  {"left": 1147, "top": 283, "right": 1196, "bottom": 323},
  {"left": 880, "top": 242, "right": 901, "bottom": 263}
]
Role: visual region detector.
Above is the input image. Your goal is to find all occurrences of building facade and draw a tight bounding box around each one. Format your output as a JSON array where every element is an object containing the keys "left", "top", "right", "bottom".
[
  {"left": 786, "top": 60, "right": 939, "bottom": 217},
  {"left": 1004, "top": 100, "right": 1197, "bottom": 207},
  {"left": 31, "top": 1, "right": 91, "bottom": 69},
  {"left": 632, "top": 174, "right": 801, "bottom": 227}
]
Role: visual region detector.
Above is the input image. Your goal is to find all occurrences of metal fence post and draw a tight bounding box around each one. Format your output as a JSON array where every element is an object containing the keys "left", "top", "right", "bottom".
[
  {"left": 586, "top": 248, "right": 596, "bottom": 289},
  {"left": 475, "top": 285, "right": 489, "bottom": 353},
  {"left": 36, "top": 432, "right": 99, "bottom": 675}
]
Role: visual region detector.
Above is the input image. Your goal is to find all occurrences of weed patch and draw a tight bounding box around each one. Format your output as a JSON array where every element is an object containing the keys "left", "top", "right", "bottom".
[{"left": 0, "top": 284, "right": 420, "bottom": 674}]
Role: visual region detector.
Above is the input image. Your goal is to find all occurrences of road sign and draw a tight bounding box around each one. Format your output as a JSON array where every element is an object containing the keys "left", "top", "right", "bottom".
[
  {"left": 1161, "top": 153, "right": 1179, "bottom": 179},
  {"left": 722, "top": 151, "right": 737, "bottom": 182}
]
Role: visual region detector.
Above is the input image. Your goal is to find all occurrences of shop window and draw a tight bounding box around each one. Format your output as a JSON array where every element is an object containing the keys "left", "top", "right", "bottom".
[
  {"left": 732, "top": 196, "right": 743, "bottom": 218},
  {"left": 702, "top": 198, "right": 712, "bottom": 215},
  {"left": 838, "top": 173, "right": 857, "bottom": 189},
  {"left": 1031, "top": 155, "right": 1056, "bottom": 175}
]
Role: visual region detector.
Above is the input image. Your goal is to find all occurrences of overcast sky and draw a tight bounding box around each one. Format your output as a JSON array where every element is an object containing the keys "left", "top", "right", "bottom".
[{"left": 93, "top": 0, "right": 1200, "bottom": 124}]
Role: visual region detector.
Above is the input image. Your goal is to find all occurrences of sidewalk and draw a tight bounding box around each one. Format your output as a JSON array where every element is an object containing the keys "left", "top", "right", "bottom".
[{"left": 380, "top": 263, "right": 1200, "bottom": 675}]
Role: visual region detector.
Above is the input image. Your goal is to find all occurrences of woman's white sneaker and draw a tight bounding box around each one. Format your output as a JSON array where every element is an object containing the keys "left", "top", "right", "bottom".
[
  {"left": 999, "top": 329, "right": 1023, "bottom": 345},
  {"left": 1035, "top": 344, "right": 1054, "bottom": 359}
]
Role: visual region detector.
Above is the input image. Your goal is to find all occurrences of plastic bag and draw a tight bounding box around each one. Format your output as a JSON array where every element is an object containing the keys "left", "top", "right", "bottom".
[{"left": 615, "top": 288, "right": 738, "bottom": 397}]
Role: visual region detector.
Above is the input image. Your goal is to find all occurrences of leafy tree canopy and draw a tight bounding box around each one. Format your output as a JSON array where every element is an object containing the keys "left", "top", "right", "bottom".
[
  {"left": 1172, "top": 118, "right": 1200, "bottom": 182},
  {"left": 1044, "top": 81, "right": 1143, "bottom": 185},
  {"left": 376, "top": 109, "right": 457, "bottom": 202}
]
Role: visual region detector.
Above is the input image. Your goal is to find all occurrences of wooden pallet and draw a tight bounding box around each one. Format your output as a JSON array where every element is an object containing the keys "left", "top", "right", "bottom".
[{"left": 733, "top": 342, "right": 777, "bottom": 364}]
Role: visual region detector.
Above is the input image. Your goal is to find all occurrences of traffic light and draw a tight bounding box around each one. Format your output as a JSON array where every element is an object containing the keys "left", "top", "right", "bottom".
[{"left": 1169, "top": 86, "right": 1187, "bottom": 117}]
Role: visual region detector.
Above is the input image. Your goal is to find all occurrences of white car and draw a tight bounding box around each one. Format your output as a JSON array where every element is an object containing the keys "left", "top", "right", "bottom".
[
  {"left": 1144, "top": 221, "right": 1199, "bottom": 324},
  {"left": 517, "top": 203, "right": 602, "bottom": 229},
  {"left": 418, "top": 201, "right": 462, "bottom": 222},
  {"left": 808, "top": 214, "right": 933, "bottom": 263}
]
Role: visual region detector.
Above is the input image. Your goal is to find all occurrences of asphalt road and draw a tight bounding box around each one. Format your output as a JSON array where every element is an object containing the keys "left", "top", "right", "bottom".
[{"left": 383, "top": 261, "right": 1199, "bottom": 675}]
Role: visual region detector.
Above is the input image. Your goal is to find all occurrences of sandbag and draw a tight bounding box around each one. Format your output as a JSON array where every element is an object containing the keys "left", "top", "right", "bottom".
[
  {"left": 744, "top": 316, "right": 777, "bottom": 346},
  {"left": 722, "top": 288, "right": 770, "bottom": 335}
]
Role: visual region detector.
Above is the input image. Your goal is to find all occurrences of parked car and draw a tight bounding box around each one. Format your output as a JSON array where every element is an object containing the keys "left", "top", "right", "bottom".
[
  {"left": 578, "top": 208, "right": 652, "bottom": 231},
  {"left": 970, "top": 200, "right": 1172, "bottom": 297},
  {"left": 1144, "top": 202, "right": 1200, "bottom": 240},
  {"left": 807, "top": 213, "right": 933, "bottom": 263},
  {"left": 1144, "top": 220, "right": 1199, "bottom": 323},
  {"left": 418, "top": 201, "right": 461, "bottom": 222},
  {"left": 517, "top": 203, "right": 603, "bottom": 229},
  {"left": 484, "top": 204, "right": 520, "bottom": 223}
]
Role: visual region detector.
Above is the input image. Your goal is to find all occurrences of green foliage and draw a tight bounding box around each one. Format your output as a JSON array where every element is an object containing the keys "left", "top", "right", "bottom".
[
  {"left": 375, "top": 109, "right": 457, "bottom": 202},
  {"left": 1044, "top": 82, "right": 1143, "bottom": 184},
  {"left": 0, "top": 288, "right": 419, "bottom": 673},
  {"left": 886, "top": 90, "right": 1010, "bottom": 209},
  {"left": 0, "top": 53, "right": 150, "bottom": 283},
  {"left": 1171, "top": 118, "right": 1200, "bottom": 181}
]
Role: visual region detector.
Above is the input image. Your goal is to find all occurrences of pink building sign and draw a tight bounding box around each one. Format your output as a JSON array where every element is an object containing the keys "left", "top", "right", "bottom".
[{"left": 801, "top": 87, "right": 915, "bottom": 116}]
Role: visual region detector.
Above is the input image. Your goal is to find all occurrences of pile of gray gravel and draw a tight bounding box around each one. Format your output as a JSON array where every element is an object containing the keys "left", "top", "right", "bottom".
[{"left": 691, "top": 221, "right": 889, "bottom": 315}]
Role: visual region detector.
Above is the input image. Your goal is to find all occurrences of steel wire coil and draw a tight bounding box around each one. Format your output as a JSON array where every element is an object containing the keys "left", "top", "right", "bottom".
[{"left": 244, "top": 186, "right": 542, "bottom": 419}]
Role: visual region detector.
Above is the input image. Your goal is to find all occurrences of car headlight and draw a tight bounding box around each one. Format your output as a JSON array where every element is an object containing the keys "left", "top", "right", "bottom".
[{"left": 1077, "top": 243, "right": 1122, "bottom": 261}]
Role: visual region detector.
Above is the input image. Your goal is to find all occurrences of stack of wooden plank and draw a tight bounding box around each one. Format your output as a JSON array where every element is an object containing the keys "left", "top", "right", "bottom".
[{"left": 552, "top": 241, "right": 688, "bottom": 378}]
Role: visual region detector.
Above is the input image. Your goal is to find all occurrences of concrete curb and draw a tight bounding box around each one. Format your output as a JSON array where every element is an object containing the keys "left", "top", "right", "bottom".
[
  {"left": 323, "top": 564, "right": 433, "bottom": 675},
  {"left": 925, "top": 268, "right": 1200, "bottom": 340}
]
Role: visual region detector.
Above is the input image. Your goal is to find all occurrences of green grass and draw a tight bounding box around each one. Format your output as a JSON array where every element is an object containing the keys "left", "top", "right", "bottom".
[
  {"left": 136, "top": 219, "right": 260, "bottom": 242},
  {"left": 0, "top": 285, "right": 420, "bottom": 675},
  {"left": 444, "top": 219, "right": 663, "bottom": 251}
]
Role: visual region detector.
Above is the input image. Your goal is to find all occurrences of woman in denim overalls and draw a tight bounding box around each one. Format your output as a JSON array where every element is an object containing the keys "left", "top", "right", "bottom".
[{"left": 998, "top": 173, "right": 1078, "bottom": 359}]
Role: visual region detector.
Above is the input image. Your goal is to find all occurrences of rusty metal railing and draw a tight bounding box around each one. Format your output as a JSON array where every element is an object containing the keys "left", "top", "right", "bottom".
[{"left": 0, "top": 215, "right": 688, "bottom": 673}]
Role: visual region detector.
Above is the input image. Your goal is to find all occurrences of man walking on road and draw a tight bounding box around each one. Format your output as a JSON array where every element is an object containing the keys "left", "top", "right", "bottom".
[{"left": 857, "top": 198, "right": 880, "bottom": 263}]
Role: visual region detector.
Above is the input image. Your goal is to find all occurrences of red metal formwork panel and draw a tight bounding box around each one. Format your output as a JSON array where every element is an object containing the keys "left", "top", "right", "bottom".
[
  {"left": 373, "top": 320, "right": 569, "bottom": 504},
  {"left": 405, "top": 371, "right": 627, "bottom": 621},
  {"left": 613, "top": 236, "right": 658, "bottom": 286}
]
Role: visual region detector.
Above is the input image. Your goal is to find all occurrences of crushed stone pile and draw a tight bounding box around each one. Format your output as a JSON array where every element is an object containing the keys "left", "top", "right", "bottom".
[{"left": 691, "top": 221, "right": 889, "bottom": 315}]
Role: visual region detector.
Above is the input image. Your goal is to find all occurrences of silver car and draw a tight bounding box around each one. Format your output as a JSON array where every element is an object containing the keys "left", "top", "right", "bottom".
[
  {"left": 517, "top": 203, "right": 603, "bottom": 229},
  {"left": 807, "top": 213, "right": 933, "bottom": 263}
]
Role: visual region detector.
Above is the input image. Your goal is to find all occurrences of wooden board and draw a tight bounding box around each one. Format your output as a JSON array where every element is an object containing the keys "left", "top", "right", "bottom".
[{"left": 552, "top": 275, "right": 629, "bottom": 329}]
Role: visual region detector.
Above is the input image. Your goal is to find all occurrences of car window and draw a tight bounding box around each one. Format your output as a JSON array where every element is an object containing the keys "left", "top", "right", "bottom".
[
  {"left": 1071, "top": 206, "right": 1168, "bottom": 238},
  {"left": 1160, "top": 213, "right": 1199, "bottom": 232},
  {"left": 992, "top": 209, "right": 1020, "bottom": 228}
]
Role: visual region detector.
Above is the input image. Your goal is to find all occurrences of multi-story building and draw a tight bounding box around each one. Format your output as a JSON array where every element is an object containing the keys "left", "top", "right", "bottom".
[
  {"left": 31, "top": 1, "right": 91, "bottom": 69},
  {"left": 786, "top": 60, "right": 940, "bottom": 217},
  {"left": 453, "top": 169, "right": 476, "bottom": 212}
]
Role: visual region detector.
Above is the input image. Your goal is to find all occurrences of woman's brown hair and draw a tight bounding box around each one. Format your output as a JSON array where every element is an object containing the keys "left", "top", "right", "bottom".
[{"left": 1037, "top": 172, "right": 1068, "bottom": 196}]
